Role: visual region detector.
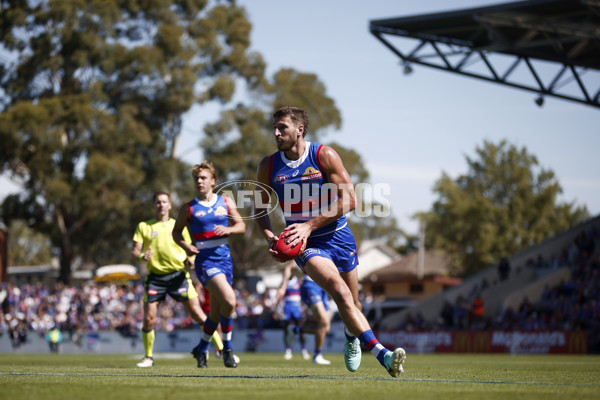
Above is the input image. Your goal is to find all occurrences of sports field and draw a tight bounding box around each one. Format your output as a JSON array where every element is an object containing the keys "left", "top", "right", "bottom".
[{"left": 0, "top": 353, "right": 598, "bottom": 400}]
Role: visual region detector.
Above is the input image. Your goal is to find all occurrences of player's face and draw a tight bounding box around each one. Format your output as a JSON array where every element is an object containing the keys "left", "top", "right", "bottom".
[
  {"left": 193, "top": 169, "right": 216, "bottom": 195},
  {"left": 154, "top": 194, "right": 171, "bottom": 217},
  {"left": 273, "top": 115, "right": 302, "bottom": 151}
]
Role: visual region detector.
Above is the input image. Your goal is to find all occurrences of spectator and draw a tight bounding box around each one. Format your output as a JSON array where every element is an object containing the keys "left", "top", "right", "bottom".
[
  {"left": 440, "top": 300, "right": 454, "bottom": 329},
  {"left": 498, "top": 258, "right": 510, "bottom": 281},
  {"left": 45, "top": 324, "right": 63, "bottom": 353},
  {"left": 471, "top": 294, "right": 484, "bottom": 329}
]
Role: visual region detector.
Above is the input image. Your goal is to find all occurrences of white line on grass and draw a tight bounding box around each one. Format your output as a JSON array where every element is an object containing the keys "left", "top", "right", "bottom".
[{"left": 1, "top": 372, "right": 598, "bottom": 387}]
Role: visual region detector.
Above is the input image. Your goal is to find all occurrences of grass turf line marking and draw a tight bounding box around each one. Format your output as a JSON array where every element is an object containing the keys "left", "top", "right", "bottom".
[{"left": 1, "top": 372, "right": 598, "bottom": 387}]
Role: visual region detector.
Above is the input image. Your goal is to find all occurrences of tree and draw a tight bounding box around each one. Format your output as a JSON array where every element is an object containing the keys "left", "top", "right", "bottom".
[
  {"left": 423, "top": 140, "right": 589, "bottom": 277},
  {"left": 6, "top": 220, "right": 53, "bottom": 266},
  {"left": 0, "top": 1, "right": 265, "bottom": 283}
]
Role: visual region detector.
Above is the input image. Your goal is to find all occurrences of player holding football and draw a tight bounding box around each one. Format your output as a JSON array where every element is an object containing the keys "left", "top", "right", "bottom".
[
  {"left": 173, "top": 161, "right": 246, "bottom": 368},
  {"left": 132, "top": 191, "right": 219, "bottom": 367},
  {"left": 255, "top": 106, "right": 406, "bottom": 377}
]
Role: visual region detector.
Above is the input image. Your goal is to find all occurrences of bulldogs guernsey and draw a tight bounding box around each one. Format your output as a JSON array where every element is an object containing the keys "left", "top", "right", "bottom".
[
  {"left": 188, "top": 194, "right": 231, "bottom": 262},
  {"left": 282, "top": 274, "right": 303, "bottom": 322},
  {"left": 269, "top": 142, "right": 355, "bottom": 241},
  {"left": 284, "top": 275, "right": 302, "bottom": 306}
]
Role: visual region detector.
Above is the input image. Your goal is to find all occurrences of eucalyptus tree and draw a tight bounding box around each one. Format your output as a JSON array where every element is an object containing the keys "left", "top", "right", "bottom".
[
  {"left": 0, "top": 0, "right": 265, "bottom": 282},
  {"left": 423, "top": 140, "right": 589, "bottom": 277}
]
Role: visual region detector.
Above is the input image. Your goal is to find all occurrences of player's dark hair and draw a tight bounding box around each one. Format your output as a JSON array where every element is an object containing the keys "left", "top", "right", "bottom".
[
  {"left": 152, "top": 191, "right": 170, "bottom": 204},
  {"left": 273, "top": 106, "right": 309, "bottom": 137}
]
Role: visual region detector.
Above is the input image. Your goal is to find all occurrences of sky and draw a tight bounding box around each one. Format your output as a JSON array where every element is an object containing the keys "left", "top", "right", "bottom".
[{"left": 1, "top": 0, "right": 599, "bottom": 235}]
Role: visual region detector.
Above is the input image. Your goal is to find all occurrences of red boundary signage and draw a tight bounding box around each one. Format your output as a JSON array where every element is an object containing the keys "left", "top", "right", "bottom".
[{"left": 376, "top": 330, "right": 588, "bottom": 354}]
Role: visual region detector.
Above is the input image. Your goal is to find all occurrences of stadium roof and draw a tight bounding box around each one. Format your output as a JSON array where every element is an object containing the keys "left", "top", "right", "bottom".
[{"left": 370, "top": 0, "right": 600, "bottom": 108}]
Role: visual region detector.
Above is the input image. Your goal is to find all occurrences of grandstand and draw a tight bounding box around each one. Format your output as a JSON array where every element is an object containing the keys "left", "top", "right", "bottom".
[{"left": 380, "top": 215, "right": 600, "bottom": 351}]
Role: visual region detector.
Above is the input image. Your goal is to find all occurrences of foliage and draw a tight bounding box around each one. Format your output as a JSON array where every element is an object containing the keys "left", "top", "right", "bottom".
[
  {"left": 5, "top": 220, "right": 53, "bottom": 266},
  {"left": 423, "top": 140, "right": 589, "bottom": 276},
  {"left": 0, "top": 0, "right": 265, "bottom": 282},
  {"left": 0, "top": 1, "right": 407, "bottom": 281}
]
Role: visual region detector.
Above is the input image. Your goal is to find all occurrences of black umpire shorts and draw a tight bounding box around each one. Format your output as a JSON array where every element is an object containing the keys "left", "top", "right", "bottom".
[{"left": 143, "top": 269, "right": 198, "bottom": 303}]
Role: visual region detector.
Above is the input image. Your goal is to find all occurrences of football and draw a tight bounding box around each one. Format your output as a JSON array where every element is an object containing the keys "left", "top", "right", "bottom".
[{"left": 272, "top": 229, "right": 306, "bottom": 261}]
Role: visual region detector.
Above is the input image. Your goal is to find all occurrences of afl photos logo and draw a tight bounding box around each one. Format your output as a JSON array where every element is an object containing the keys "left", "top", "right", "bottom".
[{"left": 214, "top": 180, "right": 279, "bottom": 221}]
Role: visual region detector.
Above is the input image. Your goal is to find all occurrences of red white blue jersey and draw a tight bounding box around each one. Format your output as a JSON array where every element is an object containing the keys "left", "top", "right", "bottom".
[
  {"left": 282, "top": 275, "right": 303, "bottom": 322},
  {"left": 284, "top": 275, "right": 302, "bottom": 306},
  {"left": 268, "top": 142, "right": 347, "bottom": 237},
  {"left": 188, "top": 195, "right": 231, "bottom": 262}
]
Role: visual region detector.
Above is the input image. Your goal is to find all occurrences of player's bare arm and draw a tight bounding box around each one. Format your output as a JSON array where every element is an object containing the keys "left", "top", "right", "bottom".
[
  {"left": 276, "top": 264, "right": 293, "bottom": 303},
  {"left": 173, "top": 204, "right": 199, "bottom": 257},
  {"left": 131, "top": 241, "right": 143, "bottom": 259},
  {"left": 213, "top": 196, "right": 246, "bottom": 236},
  {"left": 255, "top": 156, "right": 283, "bottom": 259},
  {"left": 132, "top": 237, "right": 151, "bottom": 261},
  {"left": 255, "top": 156, "right": 276, "bottom": 241}
]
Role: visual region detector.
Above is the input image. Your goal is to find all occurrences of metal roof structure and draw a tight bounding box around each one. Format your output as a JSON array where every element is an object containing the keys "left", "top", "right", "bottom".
[{"left": 370, "top": 0, "right": 600, "bottom": 108}]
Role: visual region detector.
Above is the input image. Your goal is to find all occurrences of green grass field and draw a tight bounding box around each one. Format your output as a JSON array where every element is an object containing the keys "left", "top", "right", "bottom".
[{"left": 1, "top": 353, "right": 599, "bottom": 400}]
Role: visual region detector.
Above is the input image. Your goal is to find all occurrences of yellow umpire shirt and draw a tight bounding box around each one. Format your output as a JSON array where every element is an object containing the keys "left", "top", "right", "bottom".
[{"left": 133, "top": 218, "right": 192, "bottom": 275}]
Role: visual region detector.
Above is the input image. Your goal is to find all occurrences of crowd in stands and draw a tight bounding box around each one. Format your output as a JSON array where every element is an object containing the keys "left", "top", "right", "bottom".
[
  {"left": 1, "top": 225, "right": 599, "bottom": 352},
  {"left": 0, "top": 279, "right": 282, "bottom": 350},
  {"left": 400, "top": 224, "right": 600, "bottom": 351}
]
